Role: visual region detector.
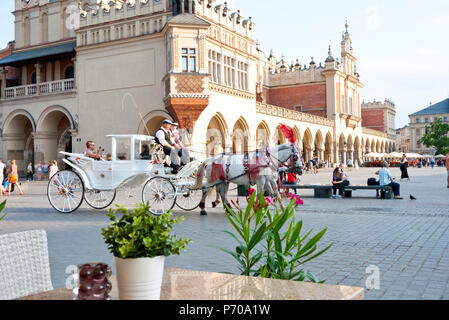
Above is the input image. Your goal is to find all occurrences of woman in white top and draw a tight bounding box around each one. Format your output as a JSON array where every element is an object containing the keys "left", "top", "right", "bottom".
[{"left": 49, "top": 160, "right": 59, "bottom": 179}]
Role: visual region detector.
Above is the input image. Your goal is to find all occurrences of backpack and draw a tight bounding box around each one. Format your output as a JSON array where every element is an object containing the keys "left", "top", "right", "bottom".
[{"left": 367, "top": 178, "right": 379, "bottom": 186}]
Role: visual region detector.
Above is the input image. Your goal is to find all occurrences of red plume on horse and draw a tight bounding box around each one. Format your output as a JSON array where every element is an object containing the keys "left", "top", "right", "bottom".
[{"left": 279, "top": 124, "right": 295, "bottom": 143}]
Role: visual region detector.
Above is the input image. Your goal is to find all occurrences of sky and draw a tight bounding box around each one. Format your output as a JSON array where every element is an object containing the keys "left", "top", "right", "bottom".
[{"left": 1, "top": 0, "right": 448, "bottom": 128}]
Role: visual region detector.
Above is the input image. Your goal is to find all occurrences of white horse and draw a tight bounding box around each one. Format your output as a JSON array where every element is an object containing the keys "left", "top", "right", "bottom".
[{"left": 193, "top": 143, "right": 303, "bottom": 215}]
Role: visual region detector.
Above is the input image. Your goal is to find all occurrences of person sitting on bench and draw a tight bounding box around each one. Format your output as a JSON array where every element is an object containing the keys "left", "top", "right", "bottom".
[
  {"left": 332, "top": 167, "right": 349, "bottom": 198},
  {"left": 375, "top": 161, "right": 403, "bottom": 199}
]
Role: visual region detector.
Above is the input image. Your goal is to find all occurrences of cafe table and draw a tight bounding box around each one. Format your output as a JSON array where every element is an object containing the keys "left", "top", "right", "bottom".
[{"left": 17, "top": 268, "right": 364, "bottom": 300}]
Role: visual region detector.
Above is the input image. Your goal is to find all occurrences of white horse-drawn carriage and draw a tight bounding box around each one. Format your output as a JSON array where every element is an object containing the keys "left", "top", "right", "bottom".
[{"left": 47, "top": 134, "right": 201, "bottom": 215}]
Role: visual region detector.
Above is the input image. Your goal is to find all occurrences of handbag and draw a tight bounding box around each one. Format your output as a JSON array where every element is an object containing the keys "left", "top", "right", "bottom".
[{"left": 367, "top": 178, "right": 379, "bottom": 186}]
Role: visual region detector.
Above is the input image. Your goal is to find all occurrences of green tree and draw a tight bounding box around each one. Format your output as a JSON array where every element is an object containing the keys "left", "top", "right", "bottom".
[{"left": 419, "top": 119, "right": 449, "bottom": 155}]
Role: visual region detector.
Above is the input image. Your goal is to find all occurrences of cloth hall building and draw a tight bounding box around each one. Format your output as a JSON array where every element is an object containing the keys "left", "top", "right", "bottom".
[{"left": 0, "top": 0, "right": 396, "bottom": 175}]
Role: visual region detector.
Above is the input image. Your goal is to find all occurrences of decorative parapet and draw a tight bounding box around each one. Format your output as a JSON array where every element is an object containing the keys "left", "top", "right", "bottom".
[
  {"left": 362, "top": 127, "right": 388, "bottom": 138},
  {"left": 79, "top": 0, "right": 168, "bottom": 28},
  {"left": 208, "top": 83, "right": 254, "bottom": 100},
  {"left": 195, "top": 0, "right": 255, "bottom": 41},
  {"left": 256, "top": 102, "right": 334, "bottom": 127}
]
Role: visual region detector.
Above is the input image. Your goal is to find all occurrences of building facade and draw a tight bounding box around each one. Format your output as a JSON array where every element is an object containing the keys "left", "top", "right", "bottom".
[
  {"left": 361, "top": 98, "right": 396, "bottom": 142},
  {"left": 0, "top": 0, "right": 396, "bottom": 175},
  {"left": 395, "top": 125, "right": 410, "bottom": 153},
  {"left": 408, "top": 98, "right": 449, "bottom": 154}
]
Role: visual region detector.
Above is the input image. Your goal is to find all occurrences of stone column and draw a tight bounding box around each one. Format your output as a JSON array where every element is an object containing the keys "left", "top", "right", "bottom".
[
  {"left": 1, "top": 67, "right": 7, "bottom": 99},
  {"left": 340, "top": 147, "right": 347, "bottom": 166},
  {"left": 35, "top": 63, "right": 42, "bottom": 95},
  {"left": 34, "top": 132, "right": 59, "bottom": 163},
  {"left": 198, "top": 34, "right": 207, "bottom": 73},
  {"left": 318, "top": 149, "right": 324, "bottom": 162},
  {"left": 181, "top": 0, "right": 185, "bottom": 13}
]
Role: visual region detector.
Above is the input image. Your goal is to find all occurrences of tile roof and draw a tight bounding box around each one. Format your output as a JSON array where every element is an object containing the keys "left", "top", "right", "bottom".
[
  {"left": 167, "top": 13, "right": 210, "bottom": 27},
  {"left": 0, "top": 41, "right": 76, "bottom": 66},
  {"left": 410, "top": 98, "right": 449, "bottom": 116}
]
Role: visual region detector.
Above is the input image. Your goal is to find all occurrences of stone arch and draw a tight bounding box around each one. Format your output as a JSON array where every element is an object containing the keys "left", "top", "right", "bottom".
[
  {"left": 232, "top": 117, "right": 250, "bottom": 153},
  {"left": 256, "top": 121, "right": 270, "bottom": 148},
  {"left": 64, "top": 65, "right": 74, "bottom": 79},
  {"left": 36, "top": 105, "right": 75, "bottom": 168},
  {"left": 2, "top": 110, "right": 36, "bottom": 176},
  {"left": 314, "top": 130, "right": 324, "bottom": 161},
  {"left": 376, "top": 140, "right": 381, "bottom": 153},
  {"left": 293, "top": 126, "right": 301, "bottom": 150},
  {"left": 139, "top": 110, "right": 173, "bottom": 136},
  {"left": 353, "top": 136, "right": 361, "bottom": 163},
  {"left": 365, "top": 138, "right": 371, "bottom": 153},
  {"left": 338, "top": 133, "right": 346, "bottom": 164},
  {"left": 302, "top": 128, "right": 314, "bottom": 163},
  {"left": 206, "top": 113, "right": 228, "bottom": 156},
  {"left": 274, "top": 124, "right": 286, "bottom": 145},
  {"left": 324, "top": 132, "right": 333, "bottom": 163}
]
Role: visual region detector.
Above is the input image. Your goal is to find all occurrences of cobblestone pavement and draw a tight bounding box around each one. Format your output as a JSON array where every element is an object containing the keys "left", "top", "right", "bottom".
[{"left": 1, "top": 166, "right": 448, "bottom": 300}]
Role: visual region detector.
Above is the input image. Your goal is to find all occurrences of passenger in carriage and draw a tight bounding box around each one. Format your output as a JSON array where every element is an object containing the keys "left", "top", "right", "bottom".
[
  {"left": 171, "top": 122, "right": 190, "bottom": 164},
  {"left": 84, "top": 141, "right": 103, "bottom": 160},
  {"left": 140, "top": 144, "right": 151, "bottom": 160},
  {"left": 155, "top": 120, "right": 185, "bottom": 174}
]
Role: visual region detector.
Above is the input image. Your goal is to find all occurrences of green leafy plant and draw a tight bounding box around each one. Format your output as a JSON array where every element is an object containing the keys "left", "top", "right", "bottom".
[
  {"left": 0, "top": 200, "right": 7, "bottom": 222},
  {"left": 419, "top": 119, "right": 449, "bottom": 155},
  {"left": 101, "top": 203, "right": 192, "bottom": 259},
  {"left": 219, "top": 191, "right": 333, "bottom": 283}
]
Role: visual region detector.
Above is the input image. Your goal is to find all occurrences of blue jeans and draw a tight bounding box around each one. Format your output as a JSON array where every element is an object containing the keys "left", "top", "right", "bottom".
[{"left": 387, "top": 182, "right": 400, "bottom": 196}]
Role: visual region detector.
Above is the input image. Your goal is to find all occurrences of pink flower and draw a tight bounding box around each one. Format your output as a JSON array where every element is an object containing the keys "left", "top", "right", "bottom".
[
  {"left": 294, "top": 195, "right": 304, "bottom": 205},
  {"left": 288, "top": 194, "right": 304, "bottom": 205},
  {"left": 248, "top": 188, "right": 256, "bottom": 196},
  {"left": 265, "top": 196, "right": 273, "bottom": 206}
]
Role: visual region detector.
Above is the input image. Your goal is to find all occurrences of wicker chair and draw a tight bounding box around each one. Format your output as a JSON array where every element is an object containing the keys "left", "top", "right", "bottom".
[{"left": 0, "top": 230, "right": 53, "bottom": 300}]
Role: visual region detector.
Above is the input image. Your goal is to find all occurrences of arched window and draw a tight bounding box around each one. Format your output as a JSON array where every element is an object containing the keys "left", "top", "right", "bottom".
[
  {"left": 41, "top": 13, "right": 48, "bottom": 43},
  {"left": 30, "top": 72, "right": 36, "bottom": 84},
  {"left": 172, "top": 0, "right": 181, "bottom": 15},
  {"left": 23, "top": 17, "right": 31, "bottom": 46},
  {"left": 64, "top": 66, "right": 74, "bottom": 79}
]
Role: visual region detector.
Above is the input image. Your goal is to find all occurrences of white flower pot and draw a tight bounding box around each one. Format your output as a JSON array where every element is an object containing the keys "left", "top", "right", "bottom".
[{"left": 114, "top": 256, "right": 165, "bottom": 300}]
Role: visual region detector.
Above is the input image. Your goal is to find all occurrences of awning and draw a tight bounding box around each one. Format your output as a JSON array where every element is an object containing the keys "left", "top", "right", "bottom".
[{"left": 0, "top": 41, "right": 76, "bottom": 66}]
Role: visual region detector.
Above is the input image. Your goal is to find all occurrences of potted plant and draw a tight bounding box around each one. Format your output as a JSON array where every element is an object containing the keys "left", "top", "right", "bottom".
[{"left": 101, "top": 203, "right": 192, "bottom": 300}]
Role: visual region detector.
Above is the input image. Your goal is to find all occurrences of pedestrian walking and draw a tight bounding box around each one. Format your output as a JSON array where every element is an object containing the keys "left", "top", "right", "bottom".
[
  {"left": 49, "top": 160, "right": 59, "bottom": 179},
  {"left": 8, "top": 160, "right": 23, "bottom": 196},
  {"left": 35, "top": 161, "right": 43, "bottom": 181},
  {"left": 0, "top": 158, "right": 5, "bottom": 189},
  {"left": 26, "top": 161, "right": 34, "bottom": 181},
  {"left": 400, "top": 154, "right": 410, "bottom": 181},
  {"left": 446, "top": 152, "right": 449, "bottom": 189}
]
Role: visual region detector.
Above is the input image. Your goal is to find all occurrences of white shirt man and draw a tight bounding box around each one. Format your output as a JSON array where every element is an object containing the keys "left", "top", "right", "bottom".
[
  {"left": 155, "top": 120, "right": 181, "bottom": 174},
  {"left": 0, "top": 159, "right": 5, "bottom": 183}
]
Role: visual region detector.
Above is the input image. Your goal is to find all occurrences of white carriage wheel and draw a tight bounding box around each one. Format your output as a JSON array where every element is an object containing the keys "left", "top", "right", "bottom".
[
  {"left": 84, "top": 189, "right": 116, "bottom": 210},
  {"left": 176, "top": 176, "right": 202, "bottom": 211},
  {"left": 47, "top": 170, "right": 84, "bottom": 214},
  {"left": 142, "top": 176, "right": 176, "bottom": 215}
]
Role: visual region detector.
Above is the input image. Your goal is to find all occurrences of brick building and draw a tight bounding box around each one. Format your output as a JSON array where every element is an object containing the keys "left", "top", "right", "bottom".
[{"left": 361, "top": 98, "right": 396, "bottom": 141}]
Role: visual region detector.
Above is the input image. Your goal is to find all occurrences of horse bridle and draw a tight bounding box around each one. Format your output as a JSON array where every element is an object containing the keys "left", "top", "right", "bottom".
[{"left": 265, "top": 145, "right": 301, "bottom": 171}]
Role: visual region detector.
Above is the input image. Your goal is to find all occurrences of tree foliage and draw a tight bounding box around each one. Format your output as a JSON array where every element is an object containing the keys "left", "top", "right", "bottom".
[{"left": 419, "top": 119, "right": 449, "bottom": 155}]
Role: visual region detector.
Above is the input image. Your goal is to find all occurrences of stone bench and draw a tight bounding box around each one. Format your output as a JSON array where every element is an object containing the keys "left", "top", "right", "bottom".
[
  {"left": 282, "top": 184, "right": 393, "bottom": 199},
  {"left": 342, "top": 185, "right": 393, "bottom": 199}
]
